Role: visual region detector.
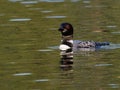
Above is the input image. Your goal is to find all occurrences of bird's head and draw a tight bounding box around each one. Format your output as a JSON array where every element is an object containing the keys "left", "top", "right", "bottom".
[{"left": 58, "top": 22, "right": 73, "bottom": 31}]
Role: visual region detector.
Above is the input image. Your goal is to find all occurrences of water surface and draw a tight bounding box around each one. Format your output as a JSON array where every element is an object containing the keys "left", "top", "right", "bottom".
[{"left": 0, "top": 0, "right": 120, "bottom": 90}]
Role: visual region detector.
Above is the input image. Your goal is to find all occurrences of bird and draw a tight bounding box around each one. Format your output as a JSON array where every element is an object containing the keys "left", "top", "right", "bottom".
[{"left": 58, "top": 22, "right": 109, "bottom": 53}]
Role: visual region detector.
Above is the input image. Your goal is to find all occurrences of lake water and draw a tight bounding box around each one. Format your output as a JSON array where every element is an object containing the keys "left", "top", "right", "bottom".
[{"left": 0, "top": 0, "right": 120, "bottom": 90}]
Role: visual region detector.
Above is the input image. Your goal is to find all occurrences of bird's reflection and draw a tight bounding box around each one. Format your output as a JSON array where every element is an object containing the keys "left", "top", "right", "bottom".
[
  {"left": 59, "top": 54, "right": 74, "bottom": 87},
  {"left": 60, "top": 54, "right": 73, "bottom": 71},
  {"left": 74, "top": 47, "right": 96, "bottom": 56}
]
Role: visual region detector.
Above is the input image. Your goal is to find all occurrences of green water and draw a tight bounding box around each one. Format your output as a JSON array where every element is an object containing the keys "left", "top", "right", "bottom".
[{"left": 0, "top": 0, "right": 120, "bottom": 90}]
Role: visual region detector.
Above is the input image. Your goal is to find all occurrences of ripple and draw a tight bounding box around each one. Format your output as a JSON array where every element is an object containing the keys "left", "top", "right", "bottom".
[
  {"left": 45, "top": 15, "right": 66, "bottom": 18},
  {"left": 85, "top": 5, "right": 107, "bottom": 8},
  {"left": 17, "top": 43, "right": 34, "bottom": 46},
  {"left": 39, "top": 0, "right": 64, "bottom": 2},
  {"left": 83, "top": 0, "right": 91, "bottom": 4},
  {"left": 84, "top": 5, "right": 92, "bottom": 8},
  {"left": 20, "top": 1, "right": 38, "bottom": 4},
  {"left": 95, "top": 63, "right": 113, "bottom": 67},
  {"left": 28, "top": 8, "right": 42, "bottom": 11},
  {"left": 49, "top": 28, "right": 58, "bottom": 30},
  {"left": 8, "top": 0, "right": 22, "bottom": 2},
  {"left": 9, "top": 18, "right": 31, "bottom": 22},
  {"left": 106, "top": 25, "right": 117, "bottom": 28},
  {"left": 0, "top": 24, "right": 14, "bottom": 26},
  {"left": 95, "top": 5, "right": 107, "bottom": 8},
  {"left": 111, "top": 31, "right": 120, "bottom": 34},
  {"left": 13, "top": 73, "right": 32, "bottom": 76},
  {"left": 37, "top": 49, "right": 53, "bottom": 52},
  {"left": 34, "top": 79, "right": 49, "bottom": 82},
  {"left": 71, "top": 0, "right": 80, "bottom": 2},
  {"left": 41, "top": 10, "right": 53, "bottom": 13},
  {"left": 9, "top": 62, "right": 16, "bottom": 64},
  {"left": 0, "top": 13, "right": 5, "bottom": 16},
  {"left": 101, "top": 43, "right": 120, "bottom": 50},
  {"left": 108, "top": 84, "right": 119, "bottom": 88},
  {"left": 48, "top": 46, "right": 59, "bottom": 49}
]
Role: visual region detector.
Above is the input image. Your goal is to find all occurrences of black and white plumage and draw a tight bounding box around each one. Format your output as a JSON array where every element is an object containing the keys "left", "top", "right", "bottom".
[
  {"left": 74, "top": 40, "right": 109, "bottom": 48},
  {"left": 58, "top": 23, "right": 110, "bottom": 53}
]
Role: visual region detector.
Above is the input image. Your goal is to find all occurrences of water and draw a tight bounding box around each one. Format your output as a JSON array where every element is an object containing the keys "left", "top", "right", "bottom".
[
  {"left": 13, "top": 73, "right": 32, "bottom": 76},
  {"left": 41, "top": 10, "right": 53, "bottom": 13},
  {"left": 37, "top": 49, "right": 53, "bottom": 52},
  {"left": 111, "top": 31, "right": 120, "bottom": 34},
  {"left": 8, "top": 0, "right": 22, "bottom": 2},
  {"left": 0, "top": 0, "right": 120, "bottom": 90},
  {"left": 9, "top": 18, "right": 31, "bottom": 22},
  {"left": 45, "top": 15, "right": 67, "bottom": 18},
  {"left": 39, "top": 0, "right": 65, "bottom": 2},
  {"left": 20, "top": 1, "right": 38, "bottom": 5},
  {"left": 34, "top": 79, "right": 50, "bottom": 82}
]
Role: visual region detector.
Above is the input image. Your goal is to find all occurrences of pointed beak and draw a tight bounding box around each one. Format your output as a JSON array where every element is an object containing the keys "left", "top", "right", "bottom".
[{"left": 58, "top": 27, "right": 64, "bottom": 31}]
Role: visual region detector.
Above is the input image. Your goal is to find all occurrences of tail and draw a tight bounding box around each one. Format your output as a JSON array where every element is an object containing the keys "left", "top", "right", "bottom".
[{"left": 95, "top": 42, "right": 110, "bottom": 47}]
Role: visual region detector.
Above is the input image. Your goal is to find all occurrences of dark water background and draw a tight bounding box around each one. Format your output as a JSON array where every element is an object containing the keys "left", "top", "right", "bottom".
[{"left": 0, "top": 0, "right": 120, "bottom": 90}]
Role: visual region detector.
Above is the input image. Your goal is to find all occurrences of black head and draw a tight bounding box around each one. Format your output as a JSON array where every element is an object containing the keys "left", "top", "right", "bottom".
[
  {"left": 58, "top": 22, "right": 73, "bottom": 31},
  {"left": 58, "top": 22, "right": 73, "bottom": 36}
]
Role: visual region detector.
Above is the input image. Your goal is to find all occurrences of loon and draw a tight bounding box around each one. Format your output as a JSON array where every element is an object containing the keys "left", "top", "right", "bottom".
[{"left": 58, "top": 23, "right": 109, "bottom": 53}]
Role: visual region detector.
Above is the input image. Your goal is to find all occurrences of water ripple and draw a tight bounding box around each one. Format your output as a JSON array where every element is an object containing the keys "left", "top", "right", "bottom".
[
  {"left": 0, "top": 13, "right": 5, "bottom": 16},
  {"left": 41, "top": 10, "right": 53, "bottom": 13},
  {"left": 20, "top": 1, "right": 38, "bottom": 4},
  {"left": 71, "top": 0, "right": 80, "bottom": 2},
  {"left": 39, "top": 0, "right": 64, "bottom": 2},
  {"left": 95, "top": 63, "right": 113, "bottom": 67},
  {"left": 83, "top": 0, "right": 91, "bottom": 4},
  {"left": 111, "top": 31, "right": 120, "bottom": 34},
  {"left": 106, "top": 25, "right": 117, "bottom": 28},
  {"left": 9, "top": 18, "right": 31, "bottom": 22},
  {"left": 34, "top": 79, "right": 49, "bottom": 82},
  {"left": 45, "top": 15, "right": 66, "bottom": 18},
  {"left": 48, "top": 46, "right": 59, "bottom": 49},
  {"left": 101, "top": 44, "right": 120, "bottom": 50},
  {"left": 37, "top": 49, "right": 53, "bottom": 52},
  {"left": 8, "top": 0, "right": 22, "bottom": 2},
  {"left": 108, "top": 84, "right": 119, "bottom": 88},
  {"left": 13, "top": 73, "right": 32, "bottom": 76},
  {"left": 28, "top": 8, "right": 42, "bottom": 11}
]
